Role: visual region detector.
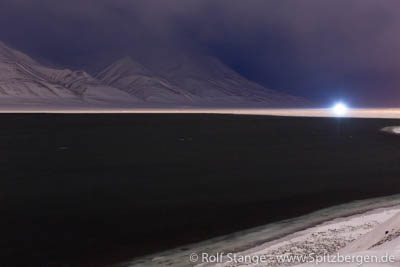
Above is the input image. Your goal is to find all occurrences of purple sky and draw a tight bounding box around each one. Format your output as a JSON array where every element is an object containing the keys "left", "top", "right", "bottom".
[{"left": 1, "top": 0, "right": 400, "bottom": 106}]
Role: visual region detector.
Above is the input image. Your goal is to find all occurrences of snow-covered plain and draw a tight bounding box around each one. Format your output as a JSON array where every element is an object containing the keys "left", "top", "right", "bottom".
[{"left": 115, "top": 194, "right": 400, "bottom": 267}]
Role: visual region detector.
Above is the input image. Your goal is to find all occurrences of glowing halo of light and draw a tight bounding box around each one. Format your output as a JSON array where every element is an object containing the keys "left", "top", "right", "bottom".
[{"left": 332, "top": 102, "right": 348, "bottom": 116}]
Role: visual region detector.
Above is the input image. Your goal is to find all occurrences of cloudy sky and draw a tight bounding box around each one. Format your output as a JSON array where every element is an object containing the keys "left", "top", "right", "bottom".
[{"left": 1, "top": 0, "right": 400, "bottom": 106}]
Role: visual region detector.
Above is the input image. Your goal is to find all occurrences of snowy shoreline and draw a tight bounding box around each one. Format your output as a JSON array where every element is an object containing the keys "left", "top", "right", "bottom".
[
  {"left": 115, "top": 194, "right": 400, "bottom": 267},
  {"left": 199, "top": 206, "right": 400, "bottom": 267}
]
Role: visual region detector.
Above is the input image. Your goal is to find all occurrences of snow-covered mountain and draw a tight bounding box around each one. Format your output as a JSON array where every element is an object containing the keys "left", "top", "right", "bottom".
[
  {"left": 97, "top": 54, "right": 308, "bottom": 106},
  {"left": 0, "top": 41, "right": 137, "bottom": 104},
  {"left": 97, "top": 57, "right": 192, "bottom": 103},
  {"left": 149, "top": 54, "right": 305, "bottom": 104},
  {"left": 0, "top": 40, "right": 308, "bottom": 107}
]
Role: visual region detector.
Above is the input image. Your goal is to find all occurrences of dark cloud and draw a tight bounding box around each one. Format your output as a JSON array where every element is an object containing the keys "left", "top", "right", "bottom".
[{"left": 1, "top": 0, "right": 400, "bottom": 106}]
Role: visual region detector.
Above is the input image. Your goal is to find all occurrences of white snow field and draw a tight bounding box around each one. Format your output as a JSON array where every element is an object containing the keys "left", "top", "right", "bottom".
[
  {"left": 295, "top": 212, "right": 400, "bottom": 267},
  {"left": 114, "top": 194, "right": 400, "bottom": 267}
]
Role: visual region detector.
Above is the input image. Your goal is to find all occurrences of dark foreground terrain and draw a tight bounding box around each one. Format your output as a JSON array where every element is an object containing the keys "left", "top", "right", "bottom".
[{"left": 1, "top": 114, "right": 400, "bottom": 266}]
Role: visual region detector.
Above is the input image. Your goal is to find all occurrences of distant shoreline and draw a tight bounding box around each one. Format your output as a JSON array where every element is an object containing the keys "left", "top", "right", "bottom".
[{"left": 0, "top": 108, "right": 400, "bottom": 119}]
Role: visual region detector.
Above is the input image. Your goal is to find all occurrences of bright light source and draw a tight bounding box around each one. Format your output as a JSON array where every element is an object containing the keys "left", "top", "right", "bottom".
[{"left": 332, "top": 102, "right": 348, "bottom": 116}]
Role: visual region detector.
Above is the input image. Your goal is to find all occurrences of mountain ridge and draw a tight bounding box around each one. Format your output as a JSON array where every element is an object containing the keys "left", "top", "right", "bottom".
[
  {"left": 0, "top": 40, "right": 309, "bottom": 107},
  {"left": 0, "top": 41, "right": 137, "bottom": 103},
  {"left": 97, "top": 54, "right": 309, "bottom": 106}
]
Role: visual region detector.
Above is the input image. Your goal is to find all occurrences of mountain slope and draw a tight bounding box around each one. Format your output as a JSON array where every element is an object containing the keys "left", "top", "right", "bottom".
[
  {"left": 97, "top": 57, "right": 192, "bottom": 103},
  {"left": 0, "top": 41, "right": 75, "bottom": 98},
  {"left": 0, "top": 41, "right": 137, "bottom": 104},
  {"left": 98, "top": 54, "right": 308, "bottom": 106},
  {"left": 0, "top": 40, "right": 308, "bottom": 107},
  {"left": 146, "top": 54, "right": 308, "bottom": 105}
]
